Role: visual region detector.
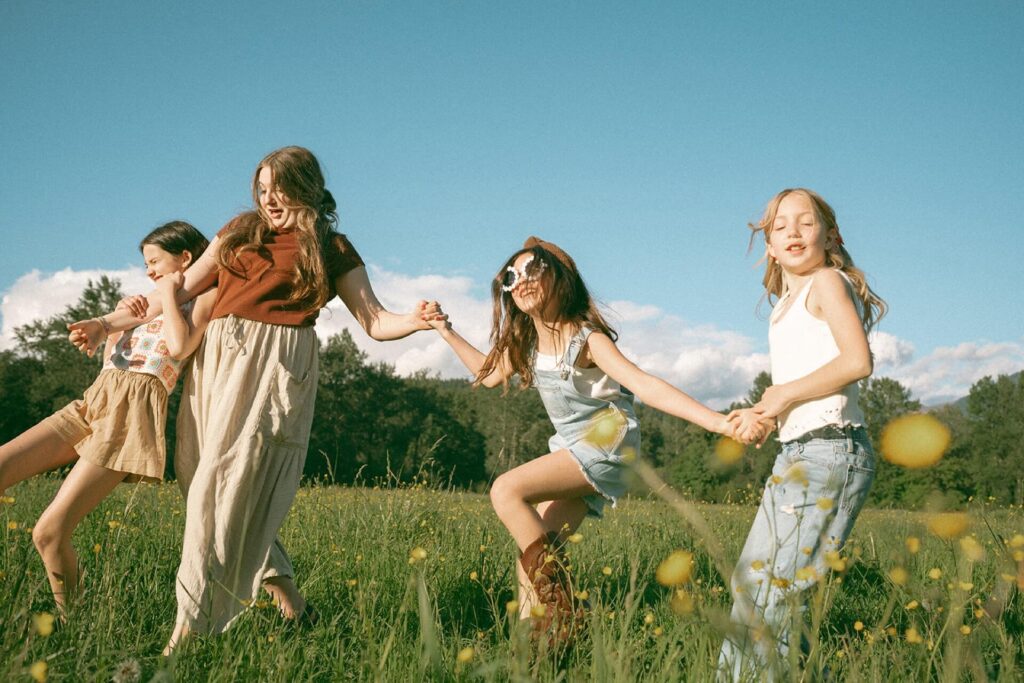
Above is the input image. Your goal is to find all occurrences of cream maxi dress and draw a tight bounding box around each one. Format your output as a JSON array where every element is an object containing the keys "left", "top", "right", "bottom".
[{"left": 173, "top": 315, "right": 317, "bottom": 633}]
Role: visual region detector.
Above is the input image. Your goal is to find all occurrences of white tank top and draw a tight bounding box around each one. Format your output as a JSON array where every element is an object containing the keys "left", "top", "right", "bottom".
[
  {"left": 769, "top": 270, "right": 865, "bottom": 442},
  {"left": 535, "top": 352, "right": 621, "bottom": 400}
]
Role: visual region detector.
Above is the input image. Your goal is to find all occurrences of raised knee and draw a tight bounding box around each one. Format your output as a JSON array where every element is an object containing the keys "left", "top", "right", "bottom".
[
  {"left": 489, "top": 474, "right": 519, "bottom": 509},
  {"left": 32, "top": 517, "right": 62, "bottom": 556}
]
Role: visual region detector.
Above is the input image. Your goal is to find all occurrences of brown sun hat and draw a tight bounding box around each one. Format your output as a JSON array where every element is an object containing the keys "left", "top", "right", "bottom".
[{"left": 523, "top": 236, "right": 577, "bottom": 274}]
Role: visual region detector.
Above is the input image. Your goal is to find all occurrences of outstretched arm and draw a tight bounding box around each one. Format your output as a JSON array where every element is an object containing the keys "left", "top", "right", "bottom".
[
  {"left": 427, "top": 313, "right": 513, "bottom": 388},
  {"left": 68, "top": 239, "right": 221, "bottom": 356},
  {"left": 586, "top": 332, "right": 744, "bottom": 438},
  {"left": 335, "top": 266, "right": 440, "bottom": 341},
  {"left": 753, "top": 269, "right": 872, "bottom": 419}
]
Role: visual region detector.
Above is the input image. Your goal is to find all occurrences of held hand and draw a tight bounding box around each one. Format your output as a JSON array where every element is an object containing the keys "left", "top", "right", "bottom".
[
  {"left": 752, "top": 384, "right": 790, "bottom": 420},
  {"left": 753, "top": 415, "right": 777, "bottom": 448},
  {"left": 67, "top": 319, "right": 105, "bottom": 357},
  {"left": 115, "top": 294, "right": 149, "bottom": 318},
  {"left": 727, "top": 408, "right": 767, "bottom": 446},
  {"left": 155, "top": 272, "right": 184, "bottom": 297},
  {"left": 412, "top": 299, "right": 448, "bottom": 331}
]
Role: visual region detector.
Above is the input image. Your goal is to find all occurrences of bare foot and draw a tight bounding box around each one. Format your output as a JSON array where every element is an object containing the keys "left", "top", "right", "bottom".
[
  {"left": 262, "top": 577, "right": 307, "bottom": 620},
  {"left": 162, "top": 622, "right": 191, "bottom": 656}
]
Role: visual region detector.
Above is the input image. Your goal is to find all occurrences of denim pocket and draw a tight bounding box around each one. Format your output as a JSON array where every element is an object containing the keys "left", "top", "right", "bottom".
[
  {"left": 838, "top": 463, "right": 873, "bottom": 514},
  {"left": 537, "top": 384, "right": 573, "bottom": 419}
]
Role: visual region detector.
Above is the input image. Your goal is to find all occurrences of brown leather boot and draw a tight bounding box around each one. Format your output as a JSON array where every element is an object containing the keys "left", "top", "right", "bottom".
[{"left": 519, "top": 532, "right": 585, "bottom": 646}]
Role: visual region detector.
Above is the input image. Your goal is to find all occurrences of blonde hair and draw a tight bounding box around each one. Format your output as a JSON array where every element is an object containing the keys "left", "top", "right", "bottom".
[
  {"left": 217, "top": 146, "right": 339, "bottom": 312},
  {"left": 751, "top": 188, "right": 887, "bottom": 332}
]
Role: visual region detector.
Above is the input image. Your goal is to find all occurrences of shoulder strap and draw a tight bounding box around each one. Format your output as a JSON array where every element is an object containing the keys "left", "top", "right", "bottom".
[{"left": 562, "top": 326, "right": 593, "bottom": 368}]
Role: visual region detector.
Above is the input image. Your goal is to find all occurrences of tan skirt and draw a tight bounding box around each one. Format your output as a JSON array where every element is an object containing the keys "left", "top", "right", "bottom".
[
  {"left": 173, "top": 315, "right": 318, "bottom": 634},
  {"left": 42, "top": 369, "right": 166, "bottom": 482}
]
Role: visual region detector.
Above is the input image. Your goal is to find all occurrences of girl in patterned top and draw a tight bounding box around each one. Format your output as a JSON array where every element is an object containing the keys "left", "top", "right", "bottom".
[{"left": 0, "top": 220, "right": 215, "bottom": 615}]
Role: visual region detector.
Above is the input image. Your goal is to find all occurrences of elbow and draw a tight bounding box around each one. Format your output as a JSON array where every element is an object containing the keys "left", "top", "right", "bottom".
[
  {"left": 851, "top": 354, "right": 873, "bottom": 382},
  {"left": 167, "top": 342, "right": 189, "bottom": 361}
]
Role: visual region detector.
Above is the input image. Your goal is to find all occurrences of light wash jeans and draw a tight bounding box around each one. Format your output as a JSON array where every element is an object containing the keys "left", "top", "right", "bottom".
[{"left": 717, "top": 428, "right": 875, "bottom": 682}]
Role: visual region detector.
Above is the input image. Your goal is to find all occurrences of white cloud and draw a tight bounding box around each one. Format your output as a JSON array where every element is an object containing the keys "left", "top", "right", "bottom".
[
  {"left": 0, "top": 267, "right": 151, "bottom": 349},
  {"left": 880, "top": 339, "right": 1024, "bottom": 405},
  {"left": 3, "top": 266, "right": 1022, "bottom": 409}
]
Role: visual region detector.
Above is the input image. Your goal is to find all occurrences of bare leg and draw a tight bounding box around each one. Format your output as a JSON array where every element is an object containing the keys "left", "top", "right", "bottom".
[
  {"left": 164, "top": 622, "right": 191, "bottom": 656},
  {"left": 489, "top": 449, "right": 596, "bottom": 551},
  {"left": 516, "top": 498, "right": 590, "bottom": 620},
  {"left": 0, "top": 423, "right": 79, "bottom": 494},
  {"left": 31, "top": 458, "right": 126, "bottom": 612}
]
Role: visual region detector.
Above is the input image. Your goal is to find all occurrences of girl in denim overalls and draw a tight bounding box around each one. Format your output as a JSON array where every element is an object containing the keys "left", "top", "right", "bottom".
[
  {"left": 431, "top": 236, "right": 754, "bottom": 642},
  {"left": 719, "top": 189, "right": 887, "bottom": 681}
]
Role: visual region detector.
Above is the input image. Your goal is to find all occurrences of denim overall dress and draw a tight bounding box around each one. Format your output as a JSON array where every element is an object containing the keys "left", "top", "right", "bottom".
[{"left": 533, "top": 326, "right": 641, "bottom": 516}]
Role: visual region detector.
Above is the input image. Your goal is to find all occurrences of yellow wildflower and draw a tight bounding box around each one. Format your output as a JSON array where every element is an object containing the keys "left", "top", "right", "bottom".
[
  {"left": 905, "top": 627, "right": 924, "bottom": 644},
  {"left": 32, "top": 613, "right": 55, "bottom": 637},
  {"left": 816, "top": 498, "right": 834, "bottom": 511},
  {"left": 825, "top": 551, "right": 846, "bottom": 572},
  {"left": 880, "top": 413, "right": 950, "bottom": 468},
  {"left": 656, "top": 550, "right": 693, "bottom": 587},
  {"left": 456, "top": 647, "right": 474, "bottom": 664},
  {"left": 669, "top": 589, "right": 694, "bottom": 615},
  {"left": 928, "top": 567, "right": 942, "bottom": 580},
  {"left": 784, "top": 463, "right": 808, "bottom": 486},
  {"left": 584, "top": 408, "right": 628, "bottom": 449},
  {"left": 714, "top": 437, "right": 744, "bottom": 465},
  {"left": 889, "top": 567, "right": 908, "bottom": 586},
  {"left": 927, "top": 512, "right": 970, "bottom": 539},
  {"left": 959, "top": 537, "right": 985, "bottom": 562},
  {"left": 905, "top": 536, "right": 921, "bottom": 554},
  {"left": 795, "top": 566, "right": 818, "bottom": 582},
  {"left": 29, "top": 661, "right": 47, "bottom": 682}
]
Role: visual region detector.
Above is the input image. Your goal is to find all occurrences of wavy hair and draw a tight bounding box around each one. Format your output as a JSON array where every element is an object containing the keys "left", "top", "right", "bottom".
[
  {"left": 750, "top": 188, "right": 886, "bottom": 332},
  {"left": 139, "top": 220, "right": 209, "bottom": 262},
  {"left": 476, "top": 244, "right": 617, "bottom": 390},
  {"left": 216, "top": 146, "right": 340, "bottom": 312}
]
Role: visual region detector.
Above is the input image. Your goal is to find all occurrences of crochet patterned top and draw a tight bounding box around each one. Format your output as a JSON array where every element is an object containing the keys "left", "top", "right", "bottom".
[
  {"left": 102, "top": 302, "right": 195, "bottom": 393},
  {"left": 769, "top": 269, "right": 866, "bottom": 442}
]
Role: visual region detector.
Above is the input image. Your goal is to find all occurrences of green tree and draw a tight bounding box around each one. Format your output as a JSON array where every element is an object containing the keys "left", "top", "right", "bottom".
[
  {"left": 858, "top": 376, "right": 924, "bottom": 507},
  {"left": 13, "top": 276, "right": 124, "bottom": 413},
  {"left": 964, "top": 373, "right": 1024, "bottom": 505}
]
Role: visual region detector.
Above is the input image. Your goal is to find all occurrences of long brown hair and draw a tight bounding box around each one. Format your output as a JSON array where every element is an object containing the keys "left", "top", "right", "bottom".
[
  {"left": 477, "top": 243, "right": 617, "bottom": 390},
  {"left": 750, "top": 188, "right": 887, "bottom": 333},
  {"left": 216, "top": 146, "right": 340, "bottom": 312}
]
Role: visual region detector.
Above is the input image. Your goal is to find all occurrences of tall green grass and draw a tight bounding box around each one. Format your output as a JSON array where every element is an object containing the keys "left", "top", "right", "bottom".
[{"left": 1, "top": 476, "right": 1021, "bottom": 681}]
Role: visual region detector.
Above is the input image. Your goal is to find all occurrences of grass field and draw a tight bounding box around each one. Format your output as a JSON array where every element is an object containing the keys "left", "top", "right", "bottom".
[{"left": 1, "top": 475, "right": 1022, "bottom": 682}]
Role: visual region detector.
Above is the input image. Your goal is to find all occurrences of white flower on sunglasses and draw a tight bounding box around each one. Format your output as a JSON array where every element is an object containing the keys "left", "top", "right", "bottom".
[{"left": 501, "top": 255, "right": 548, "bottom": 292}]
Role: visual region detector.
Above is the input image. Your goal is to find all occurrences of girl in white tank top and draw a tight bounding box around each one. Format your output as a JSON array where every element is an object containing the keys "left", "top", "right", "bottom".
[{"left": 719, "top": 189, "right": 887, "bottom": 681}]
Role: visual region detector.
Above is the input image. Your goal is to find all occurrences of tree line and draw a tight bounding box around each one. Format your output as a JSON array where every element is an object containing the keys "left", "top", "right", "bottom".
[{"left": 2, "top": 278, "right": 1020, "bottom": 509}]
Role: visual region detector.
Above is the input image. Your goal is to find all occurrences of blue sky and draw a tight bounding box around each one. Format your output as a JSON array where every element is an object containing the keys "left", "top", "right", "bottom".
[{"left": 1, "top": 1, "right": 1022, "bottom": 405}]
